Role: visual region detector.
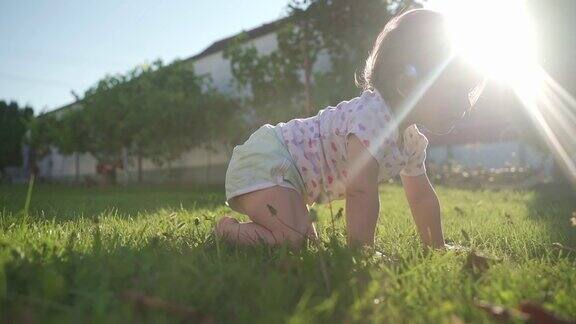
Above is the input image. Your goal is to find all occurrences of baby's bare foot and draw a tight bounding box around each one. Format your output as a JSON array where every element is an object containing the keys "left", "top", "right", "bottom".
[
  {"left": 218, "top": 215, "right": 239, "bottom": 227},
  {"left": 215, "top": 215, "right": 239, "bottom": 238}
]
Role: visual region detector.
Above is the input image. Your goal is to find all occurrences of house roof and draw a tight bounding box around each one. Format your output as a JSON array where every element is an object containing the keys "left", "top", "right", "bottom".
[
  {"left": 44, "top": 101, "right": 78, "bottom": 116},
  {"left": 183, "top": 15, "right": 291, "bottom": 63}
]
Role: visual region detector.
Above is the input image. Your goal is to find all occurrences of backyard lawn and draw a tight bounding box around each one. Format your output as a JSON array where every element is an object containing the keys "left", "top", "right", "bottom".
[{"left": 0, "top": 183, "right": 574, "bottom": 323}]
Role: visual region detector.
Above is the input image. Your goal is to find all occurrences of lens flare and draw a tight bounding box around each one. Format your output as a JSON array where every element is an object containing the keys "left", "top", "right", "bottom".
[
  {"left": 346, "top": 2, "right": 575, "bottom": 186},
  {"left": 433, "top": 0, "right": 539, "bottom": 85},
  {"left": 428, "top": 0, "right": 576, "bottom": 184}
]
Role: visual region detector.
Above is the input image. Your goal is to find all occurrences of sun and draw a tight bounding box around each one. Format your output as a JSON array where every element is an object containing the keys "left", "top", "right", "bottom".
[
  {"left": 428, "top": 0, "right": 576, "bottom": 183},
  {"left": 429, "top": 0, "right": 540, "bottom": 87}
]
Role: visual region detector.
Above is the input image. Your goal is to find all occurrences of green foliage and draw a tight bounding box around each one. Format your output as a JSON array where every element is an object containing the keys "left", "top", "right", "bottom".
[
  {"left": 54, "top": 108, "right": 89, "bottom": 156},
  {"left": 75, "top": 59, "right": 241, "bottom": 168},
  {"left": 80, "top": 73, "right": 130, "bottom": 164},
  {"left": 200, "top": 87, "right": 245, "bottom": 148},
  {"left": 223, "top": 31, "right": 307, "bottom": 125},
  {"left": 223, "top": 0, "right": 419, "bottom": 126},
  {"left": 120, "top": 60, "right": 209, "bottom": 166},
  {"left": 0, "top": 101, "right": 33, "bottom": 171},
  {"left": 291, "top": 0, "right": 420, "bottom": 106},
  {"left": 25, "top": 113, "right": 60, "bottom": 160},
  {"left": 0, "top": 184, "right": 574, "bottom": 322}
]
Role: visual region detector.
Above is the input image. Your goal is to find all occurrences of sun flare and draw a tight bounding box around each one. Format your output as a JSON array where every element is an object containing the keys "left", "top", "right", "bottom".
[
  {"left": 431, "top": 0, "right": 540, "bottom": 86},
  {"left": 429, "top": 0, "right": 576, "bottom": 183}
]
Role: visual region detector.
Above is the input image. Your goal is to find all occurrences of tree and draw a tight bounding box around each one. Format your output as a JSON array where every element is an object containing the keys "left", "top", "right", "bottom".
[
  {"left": 199, "top": 86, "right": 244, "bottom": 181},
  {"left": 289, "top": 0, "right": 419, "bottom": 106},
  {"left": 25, "top": 113, "right": 60, "bottom": 176},
  {"left": 123, "top": 59, "right": 230, "bottom": 181},
  {"left": 223, "top": 0, "right": 419, "bottom": 129},
  {"left": 53, "top": 108, "right": 90, "bottom": 183},
  {"left": 0, "top": 100, "right": 33, "bottom": 178},
  {"left": 223, "top": 31, "right": 306, "bottom": 126},
  {"left": 77, "top": 58, "right": 242, "bottom": 184},
  {"left": 81, "top": 73, "right": 129, "bottom": 174},
  {"left": 130, "top": 60, "right": 208, "bottom": 167},
  {"left": 135, "top": 61, "right": 243, "bottom": 181}
]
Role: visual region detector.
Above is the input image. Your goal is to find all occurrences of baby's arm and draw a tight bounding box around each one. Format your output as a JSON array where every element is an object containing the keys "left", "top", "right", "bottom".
[
  {"left": 400, "top": 173, "right": 445, "bottom": 249},
  {"left": 344, "top": 134, "right": 380, "bottom": 246}
]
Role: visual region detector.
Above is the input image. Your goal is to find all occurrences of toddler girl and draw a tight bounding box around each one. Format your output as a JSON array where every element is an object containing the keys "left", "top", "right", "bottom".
[{"left": 216, "top": 9, "right": 485, "bottom": 248}]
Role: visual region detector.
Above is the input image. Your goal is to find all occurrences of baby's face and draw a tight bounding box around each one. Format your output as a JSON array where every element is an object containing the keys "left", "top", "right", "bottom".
[{"left": 415, "top": 57, "right": 484, "bottom": 135}]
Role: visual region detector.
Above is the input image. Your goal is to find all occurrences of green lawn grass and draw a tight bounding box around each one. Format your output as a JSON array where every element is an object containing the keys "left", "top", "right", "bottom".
[{"left": 0, "top": 184, "right": 575, "bottom": 323}]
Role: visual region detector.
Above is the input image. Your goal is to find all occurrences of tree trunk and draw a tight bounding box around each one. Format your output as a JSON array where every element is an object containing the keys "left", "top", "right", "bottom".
[
  {"left": 167, "top": 161, "right": 173, "bottom": 183},
  {"left": 110, "top": 167, "right": 117, "bottom": 185},
  {"left": 206, "top": 142, "right": 212, "bottom": 183},
  {"left": 137, "top": 153, "right": 143, "bottom": 184},
  {"left": 74, "top": 152, "right": 80, "bottom": 184},
  {"left": 300, "top": 22, "right": 313, "bottom": 116}
]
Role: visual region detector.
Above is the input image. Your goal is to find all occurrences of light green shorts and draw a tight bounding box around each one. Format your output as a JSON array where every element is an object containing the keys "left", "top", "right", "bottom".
[{"left": 225, "top": 123, "right": 306, "bottom": 211}]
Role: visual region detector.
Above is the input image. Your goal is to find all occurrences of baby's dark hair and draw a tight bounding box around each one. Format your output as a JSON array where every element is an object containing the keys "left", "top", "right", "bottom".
[{"left": 356, "top": 9, "right": 452, "bottom": 103}]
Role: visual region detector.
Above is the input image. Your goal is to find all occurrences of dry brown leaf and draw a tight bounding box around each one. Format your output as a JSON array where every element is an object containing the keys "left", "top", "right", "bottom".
[
  {"left": 551, "top": 242, "right": 576, "bottom": 253},
  {"left": 518, "top": 301, "right": 575, "bottom": 324},
  {"left": 121, "top": 290, "right": 214, "bottom": 323},
  {"left": 475, "top": 300, "right": 575, "bottom": 324},
  {"left": 464, "top": 251, "right": 501, "bottom": 273},
  {"left": 475, "top": 300, "right": 517, "bottom": 322},
  {"left": 454, "top": 206, "right": 465, "bottom": 215}
]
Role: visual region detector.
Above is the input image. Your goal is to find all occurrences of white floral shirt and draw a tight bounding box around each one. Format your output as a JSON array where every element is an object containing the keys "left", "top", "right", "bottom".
[{"left": 277, "top": 88, "right": 428, "bottom": 205}]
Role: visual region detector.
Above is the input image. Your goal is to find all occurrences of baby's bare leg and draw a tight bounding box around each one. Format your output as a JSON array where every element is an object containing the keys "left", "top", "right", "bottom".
[{"left": 216, "top": 186, "right": 313, "bottom": 247}]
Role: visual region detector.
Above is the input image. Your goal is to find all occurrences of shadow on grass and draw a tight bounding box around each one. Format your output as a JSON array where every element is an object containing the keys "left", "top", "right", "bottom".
[
  {"left": 0, "top": 184, "right": 226, "bottom": 222},
  {"left": 525, "top": 183, "right": 576, "bottom": 248},
  {"left": 0, "top": 230, "right": 386, "bottom": 323}
]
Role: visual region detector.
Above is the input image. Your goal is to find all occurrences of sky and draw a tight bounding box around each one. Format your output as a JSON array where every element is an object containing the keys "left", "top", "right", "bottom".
[{"left": 0, "top": 0, "right": 289, "bottom": 114}]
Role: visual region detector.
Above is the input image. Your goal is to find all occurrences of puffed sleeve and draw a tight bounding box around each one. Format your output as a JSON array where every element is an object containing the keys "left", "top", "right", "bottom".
[
  {"left": 399, "top": 124, "right": 428, "bottom": 177},
  {"left": 344, "top": 90, "right": 396, "bottom": 167}
]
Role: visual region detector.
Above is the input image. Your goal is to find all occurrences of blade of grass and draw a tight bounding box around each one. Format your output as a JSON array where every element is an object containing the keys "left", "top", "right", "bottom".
[{"left": 21, "top": 173, "right": 35, "bottom": 223}]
